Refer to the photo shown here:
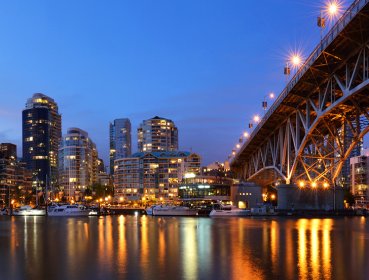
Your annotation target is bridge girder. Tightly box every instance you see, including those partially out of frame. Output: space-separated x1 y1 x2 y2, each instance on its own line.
231 0 369 187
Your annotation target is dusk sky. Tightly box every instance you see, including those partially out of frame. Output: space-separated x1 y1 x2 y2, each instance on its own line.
0 0 351 165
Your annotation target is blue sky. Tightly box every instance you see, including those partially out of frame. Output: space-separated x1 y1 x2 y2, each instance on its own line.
0 0 351 165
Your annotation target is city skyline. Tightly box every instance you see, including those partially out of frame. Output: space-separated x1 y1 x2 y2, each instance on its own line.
0 1 358 166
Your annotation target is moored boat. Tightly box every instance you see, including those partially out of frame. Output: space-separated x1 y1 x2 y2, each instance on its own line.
147 205 198 216
209 205 251 217
12 205 46 216
47 204 90 217
146 205 155 215
0 208 9 215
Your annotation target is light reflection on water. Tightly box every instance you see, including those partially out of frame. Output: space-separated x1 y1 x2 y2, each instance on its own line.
0 216 368 280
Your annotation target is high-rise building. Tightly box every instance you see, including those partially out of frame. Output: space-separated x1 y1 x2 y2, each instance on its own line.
114 151 201 201
109 118 131 174
0 143 17 159
0 143 17 205
350 154 369 203
137 116 178 152
341 125 362 188
58 128 99 200
0 143 32 206
22 93 61 189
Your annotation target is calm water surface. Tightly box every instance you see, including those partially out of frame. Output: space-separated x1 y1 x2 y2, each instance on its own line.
0 215 368 280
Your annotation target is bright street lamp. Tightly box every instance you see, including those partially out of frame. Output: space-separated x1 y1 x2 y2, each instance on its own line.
318 1 342 38
253 115 261 123
262 92 275 110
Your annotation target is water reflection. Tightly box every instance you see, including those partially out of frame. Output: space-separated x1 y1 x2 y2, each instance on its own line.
0 216 368 280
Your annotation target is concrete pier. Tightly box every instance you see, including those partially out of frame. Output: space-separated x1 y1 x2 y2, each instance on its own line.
277 184 344 210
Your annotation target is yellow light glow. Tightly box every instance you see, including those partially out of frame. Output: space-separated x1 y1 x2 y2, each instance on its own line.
271 194 276 200
236 144 240 149
243 132 249 138
299 181 305 188
184 172 196 179
325 1 343 20
323 182 329 189
311 182 317 188
232 151 236 156
292 55 301 66
328 3 337 14
253 115 261 123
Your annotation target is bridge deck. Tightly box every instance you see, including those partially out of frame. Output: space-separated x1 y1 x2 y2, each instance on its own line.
231 0 369 168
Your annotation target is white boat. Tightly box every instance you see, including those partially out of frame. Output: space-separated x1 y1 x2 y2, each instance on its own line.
147 205 198 216
209 205 251 217
0 208 9 215
145 206 154 215
47 204 90 217
12 205 46 216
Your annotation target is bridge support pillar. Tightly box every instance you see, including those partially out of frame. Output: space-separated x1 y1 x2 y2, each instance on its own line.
277 184 344 211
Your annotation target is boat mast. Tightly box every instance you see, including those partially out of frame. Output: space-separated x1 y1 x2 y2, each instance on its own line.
45 175 48 216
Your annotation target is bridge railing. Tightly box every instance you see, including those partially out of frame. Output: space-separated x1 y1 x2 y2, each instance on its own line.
232 0 369 164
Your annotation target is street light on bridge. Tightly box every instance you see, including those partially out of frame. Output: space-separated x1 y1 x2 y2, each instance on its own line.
284 52 303 80
253 114 261 123
262 92 275 111
318 1 343 38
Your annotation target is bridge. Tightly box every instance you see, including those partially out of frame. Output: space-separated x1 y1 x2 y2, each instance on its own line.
231 0 369 190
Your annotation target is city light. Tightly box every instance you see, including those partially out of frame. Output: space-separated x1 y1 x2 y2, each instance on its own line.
243 132 249 138
323 182 329 189
236 144 241 149
253 115 261 123
269 92 275 99
311 182 317 188
324 1 344 21
328 2 338 15
299 181 305 188
290 54 302 68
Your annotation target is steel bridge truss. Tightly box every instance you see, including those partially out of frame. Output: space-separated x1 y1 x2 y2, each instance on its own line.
242 41 369 187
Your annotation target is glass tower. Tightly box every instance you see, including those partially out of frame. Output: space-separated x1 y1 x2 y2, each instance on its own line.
22 93 61 189
109 118 131 174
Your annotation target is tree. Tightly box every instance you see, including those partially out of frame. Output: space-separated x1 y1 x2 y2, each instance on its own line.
90 183 114 199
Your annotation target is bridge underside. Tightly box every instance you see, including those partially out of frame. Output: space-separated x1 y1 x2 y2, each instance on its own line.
231 1 369 188
247 167 285 187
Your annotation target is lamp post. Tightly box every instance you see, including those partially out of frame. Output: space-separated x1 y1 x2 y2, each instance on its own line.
284 52 303 83
318 1 341 40
262 92 275 112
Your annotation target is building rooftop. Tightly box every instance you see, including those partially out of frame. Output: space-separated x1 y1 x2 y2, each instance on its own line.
150 116 174 122
131 151 192 158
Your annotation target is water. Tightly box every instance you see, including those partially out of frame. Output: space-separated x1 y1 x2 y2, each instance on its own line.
0 216 368 280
